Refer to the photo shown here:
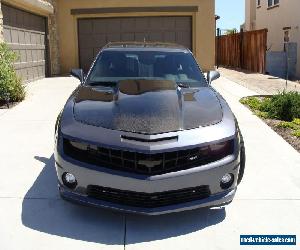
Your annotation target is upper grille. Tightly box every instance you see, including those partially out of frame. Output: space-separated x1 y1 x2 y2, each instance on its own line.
87 185 211 208
63 138 234 176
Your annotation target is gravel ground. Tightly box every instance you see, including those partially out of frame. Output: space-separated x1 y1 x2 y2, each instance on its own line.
263 119 300 153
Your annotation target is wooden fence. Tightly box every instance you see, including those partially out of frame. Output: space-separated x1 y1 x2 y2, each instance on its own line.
216 29 268 73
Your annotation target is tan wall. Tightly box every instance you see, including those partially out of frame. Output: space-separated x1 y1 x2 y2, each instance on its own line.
245 0 256 31
0 1 3 42
255 0 300 77
57 0 215 74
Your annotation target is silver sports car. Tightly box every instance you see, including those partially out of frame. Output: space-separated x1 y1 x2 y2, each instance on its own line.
54 42 245 215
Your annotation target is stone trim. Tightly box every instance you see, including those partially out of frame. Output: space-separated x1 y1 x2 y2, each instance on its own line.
0 1 3 42
47 0 60 75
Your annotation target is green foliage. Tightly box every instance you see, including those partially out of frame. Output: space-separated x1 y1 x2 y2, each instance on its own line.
254 110 269 119
265 91 300 121
276 121 299 130
240 97 262 111
0 43 25 102
292 130 300 138
225 28 238 35
240 92 300 122
293 118 300 126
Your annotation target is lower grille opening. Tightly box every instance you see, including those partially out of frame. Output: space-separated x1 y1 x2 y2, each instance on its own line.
87 185 211 208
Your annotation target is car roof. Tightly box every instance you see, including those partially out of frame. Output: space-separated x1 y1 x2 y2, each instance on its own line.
102 41 190 53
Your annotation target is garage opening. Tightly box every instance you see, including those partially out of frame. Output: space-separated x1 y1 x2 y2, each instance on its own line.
2 4 48 82
78 16 192 72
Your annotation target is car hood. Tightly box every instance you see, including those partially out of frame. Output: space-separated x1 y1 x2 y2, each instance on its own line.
73 80 223 134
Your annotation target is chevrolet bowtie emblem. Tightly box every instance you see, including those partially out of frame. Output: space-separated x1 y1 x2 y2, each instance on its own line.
138 160 162 168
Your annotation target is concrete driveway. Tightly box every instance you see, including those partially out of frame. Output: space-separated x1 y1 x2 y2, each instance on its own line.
0 77 299 250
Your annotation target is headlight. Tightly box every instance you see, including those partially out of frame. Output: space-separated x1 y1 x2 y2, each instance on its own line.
209 140 234 158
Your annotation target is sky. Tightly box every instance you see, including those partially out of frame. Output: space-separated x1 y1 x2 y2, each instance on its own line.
216 0 245 31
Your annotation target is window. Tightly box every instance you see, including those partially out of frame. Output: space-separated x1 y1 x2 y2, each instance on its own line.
268 0 279 7
87 50 207 88
268 0 272 7
257 0 261 6
284 30 290 43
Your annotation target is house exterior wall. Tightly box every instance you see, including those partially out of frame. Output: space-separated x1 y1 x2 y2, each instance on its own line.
56 0 215 74
2 0 54 16
245 0 256 31
246 0 300 78
0 0 61 75
0 1 3 42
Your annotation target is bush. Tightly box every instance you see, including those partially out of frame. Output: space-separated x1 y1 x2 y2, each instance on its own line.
293 118 300 126
276 121 299 130
292 130 300 138
240 92 300 122
265 91 300 121
240 96 262 110
0 43 25 102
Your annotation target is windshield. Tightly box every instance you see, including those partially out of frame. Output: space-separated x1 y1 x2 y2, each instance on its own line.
86 50 207 87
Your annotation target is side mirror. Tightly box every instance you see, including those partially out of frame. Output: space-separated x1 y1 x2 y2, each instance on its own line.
207 70 220 84
70 69 84 84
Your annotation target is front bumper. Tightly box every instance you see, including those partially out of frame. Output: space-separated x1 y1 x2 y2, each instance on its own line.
59 184 236 215
55 149 240 215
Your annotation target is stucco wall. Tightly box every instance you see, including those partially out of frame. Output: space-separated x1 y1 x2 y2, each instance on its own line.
0 1 3 42
56 0 215 74
255 0 300 78
245 0 256 31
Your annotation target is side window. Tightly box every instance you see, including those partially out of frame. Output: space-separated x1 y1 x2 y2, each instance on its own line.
284 30 290 43
268 0 273 7
268 0 279 7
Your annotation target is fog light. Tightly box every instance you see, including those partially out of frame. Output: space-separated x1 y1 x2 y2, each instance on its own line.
62 172 77 189
220 173 234 189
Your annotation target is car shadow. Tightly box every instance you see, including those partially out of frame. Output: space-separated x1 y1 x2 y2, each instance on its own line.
21 155 226 245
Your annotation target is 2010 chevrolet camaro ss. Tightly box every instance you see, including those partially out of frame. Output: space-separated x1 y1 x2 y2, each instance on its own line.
54 42 246 215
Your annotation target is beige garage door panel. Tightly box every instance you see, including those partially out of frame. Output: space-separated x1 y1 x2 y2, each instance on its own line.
2 4 47 82
78 16 192 72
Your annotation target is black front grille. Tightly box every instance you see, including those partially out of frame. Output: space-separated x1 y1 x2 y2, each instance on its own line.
87 185 211 208
63 138 234 175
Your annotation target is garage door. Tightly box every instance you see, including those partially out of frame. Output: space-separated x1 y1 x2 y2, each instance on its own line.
78 16 192 72
2 4 48 82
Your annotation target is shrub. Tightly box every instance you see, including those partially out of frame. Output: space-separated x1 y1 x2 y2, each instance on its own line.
241 92 300 122
276 121 299 130
293 118 300 126
240 97 262 111
292 130 300 138
0 43 25 102
265 91 300 121
259 98 272 112
254 110 269 119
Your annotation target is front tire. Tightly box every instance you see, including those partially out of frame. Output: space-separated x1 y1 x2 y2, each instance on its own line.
237 144 246 185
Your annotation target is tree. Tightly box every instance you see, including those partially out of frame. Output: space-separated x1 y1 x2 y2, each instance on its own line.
225 28 238 35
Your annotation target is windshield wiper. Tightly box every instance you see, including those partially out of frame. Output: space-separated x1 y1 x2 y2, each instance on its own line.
87 81 117 87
